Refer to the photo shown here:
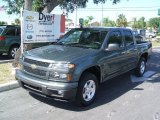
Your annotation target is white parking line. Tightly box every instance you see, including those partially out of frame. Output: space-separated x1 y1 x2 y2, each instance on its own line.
153 49 160 53
131 71 156 83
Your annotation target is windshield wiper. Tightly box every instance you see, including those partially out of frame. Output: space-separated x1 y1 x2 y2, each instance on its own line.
55 41 65 45
69 44 90 49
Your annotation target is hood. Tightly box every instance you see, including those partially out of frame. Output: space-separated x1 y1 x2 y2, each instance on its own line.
24 45 97 63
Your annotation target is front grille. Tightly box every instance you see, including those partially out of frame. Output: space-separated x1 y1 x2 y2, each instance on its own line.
23 66 46 77
24 58 50 67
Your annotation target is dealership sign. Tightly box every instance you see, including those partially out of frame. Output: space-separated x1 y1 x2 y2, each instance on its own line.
22 10 65 43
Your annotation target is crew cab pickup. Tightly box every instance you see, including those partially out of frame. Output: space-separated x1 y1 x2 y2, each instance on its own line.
16 28 152 106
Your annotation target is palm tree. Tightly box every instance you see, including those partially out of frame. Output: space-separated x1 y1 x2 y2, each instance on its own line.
87 16 94 26
139 17 146 29
103 17 116 27
102 18 109 26
15 18 20 25
116 14 128 27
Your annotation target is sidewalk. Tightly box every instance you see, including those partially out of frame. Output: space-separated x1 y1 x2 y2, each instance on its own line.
0 67 19 92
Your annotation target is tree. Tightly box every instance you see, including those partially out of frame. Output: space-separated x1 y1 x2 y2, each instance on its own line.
132 17 138 29
131 17 146 29
102 17 116 27
66 18 72 22
116 14 128 27
83 16 94 27
3 0 121 14
0 21 7 25
139 17 146 29
87 16 94 24
83 19 89 27
15 18 20 25
148 17 160 29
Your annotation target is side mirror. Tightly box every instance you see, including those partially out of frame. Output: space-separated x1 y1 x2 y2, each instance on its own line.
106 43 120 51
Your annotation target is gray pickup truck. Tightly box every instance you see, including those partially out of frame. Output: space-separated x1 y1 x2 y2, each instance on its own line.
16 27 152 106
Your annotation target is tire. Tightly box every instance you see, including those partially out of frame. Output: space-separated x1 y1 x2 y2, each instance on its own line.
0 53 2 56
134 57 146 77
8 46 19 59
75 72 98 106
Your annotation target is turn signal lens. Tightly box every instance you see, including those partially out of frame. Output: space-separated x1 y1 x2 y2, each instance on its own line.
67 74 72 81
0 36 5 41
68 64 75 69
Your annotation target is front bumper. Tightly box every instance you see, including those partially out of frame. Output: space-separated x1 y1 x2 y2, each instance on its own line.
16 70 78 100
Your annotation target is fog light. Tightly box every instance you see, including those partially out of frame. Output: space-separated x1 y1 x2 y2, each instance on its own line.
58 90 63 95
60 74 67 79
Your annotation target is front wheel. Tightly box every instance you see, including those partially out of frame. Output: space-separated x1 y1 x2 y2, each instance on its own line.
75 72 98 106
134 58 146 77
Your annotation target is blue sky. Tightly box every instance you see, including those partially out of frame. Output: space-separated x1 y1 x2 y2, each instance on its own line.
0 0 160 24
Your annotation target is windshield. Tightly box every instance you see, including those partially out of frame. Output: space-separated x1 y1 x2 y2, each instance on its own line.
58 29 108 49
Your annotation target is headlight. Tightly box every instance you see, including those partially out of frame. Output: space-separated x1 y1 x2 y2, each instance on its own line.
49 72 71 81
49 63 74 81
51 63 74 70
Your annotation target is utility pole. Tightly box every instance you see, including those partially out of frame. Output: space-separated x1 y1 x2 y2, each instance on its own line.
101 3 103 27
75 6 77 28
158 9 160 32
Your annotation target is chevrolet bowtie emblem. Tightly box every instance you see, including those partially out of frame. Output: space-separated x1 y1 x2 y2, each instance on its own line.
31 64 37 69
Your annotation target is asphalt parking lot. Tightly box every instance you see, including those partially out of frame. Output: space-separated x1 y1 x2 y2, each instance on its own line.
0 48 160 120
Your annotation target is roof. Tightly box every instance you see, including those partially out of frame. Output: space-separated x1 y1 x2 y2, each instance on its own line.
72 27 131 31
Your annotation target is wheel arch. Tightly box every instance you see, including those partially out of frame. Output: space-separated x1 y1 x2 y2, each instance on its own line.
9 43 20 51
79 66 101 85
140 52 148 62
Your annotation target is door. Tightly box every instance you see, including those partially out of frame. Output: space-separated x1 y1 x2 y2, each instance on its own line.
102 30 127 81
123 30 138 71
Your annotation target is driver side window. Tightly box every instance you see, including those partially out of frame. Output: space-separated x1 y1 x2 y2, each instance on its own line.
107 31 124 48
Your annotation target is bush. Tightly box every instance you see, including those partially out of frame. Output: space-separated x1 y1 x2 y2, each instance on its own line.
157 33 160 36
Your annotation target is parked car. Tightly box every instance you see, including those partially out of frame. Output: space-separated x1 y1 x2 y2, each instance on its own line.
146 31 156 38
16 27 152 106
0 25 21 58
0 25 52 58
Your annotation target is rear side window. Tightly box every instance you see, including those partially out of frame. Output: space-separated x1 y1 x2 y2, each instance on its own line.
124 30 134 46
101 31 107 42
108 31 124 48
5 28 16 36
16 28 21 36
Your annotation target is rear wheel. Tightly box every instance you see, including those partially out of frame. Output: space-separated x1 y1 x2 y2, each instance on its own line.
75 72 98 106
8 46 19 59
135 57 146 77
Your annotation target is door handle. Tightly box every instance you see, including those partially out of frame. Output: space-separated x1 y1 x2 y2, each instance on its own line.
121 51 126 54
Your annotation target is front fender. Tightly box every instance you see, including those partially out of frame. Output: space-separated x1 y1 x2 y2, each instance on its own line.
71 57 102 82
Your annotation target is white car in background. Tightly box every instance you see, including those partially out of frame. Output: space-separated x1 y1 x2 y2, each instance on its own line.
146 31 156 38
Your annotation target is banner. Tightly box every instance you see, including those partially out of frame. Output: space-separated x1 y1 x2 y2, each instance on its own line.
22 10 65 43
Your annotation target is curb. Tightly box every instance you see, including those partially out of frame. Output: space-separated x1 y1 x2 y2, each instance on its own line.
0 60 13 64
0 81 19 92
